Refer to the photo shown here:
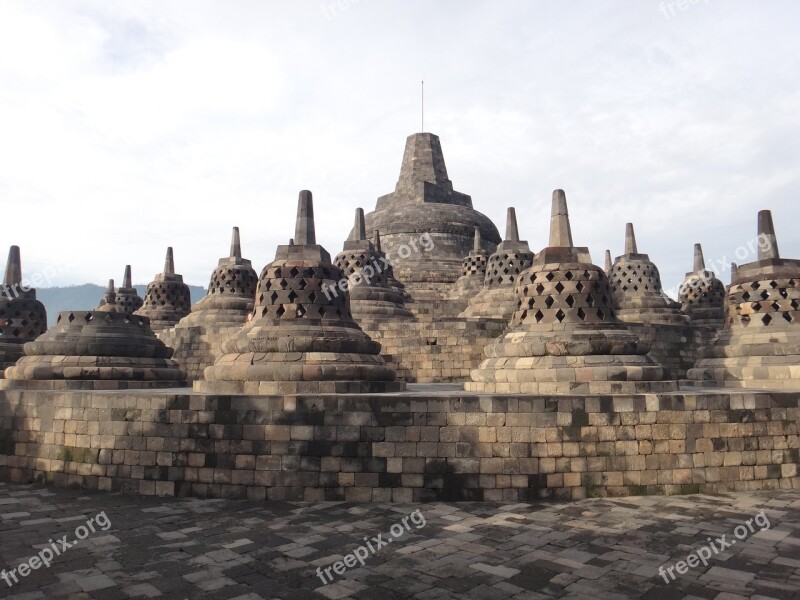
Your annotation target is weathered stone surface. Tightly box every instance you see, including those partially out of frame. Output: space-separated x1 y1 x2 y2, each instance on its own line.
467 190 670 394
0 246 47 376
114 265 143 316
134 247 191 332
679 243 725 327
2 283 185 389
689 209 800 389
198 191 403 394
357 133 500 291
460 207 534 321
333 209 413 323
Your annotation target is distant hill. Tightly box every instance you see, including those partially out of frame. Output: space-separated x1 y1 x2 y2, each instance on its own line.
35 284 207 327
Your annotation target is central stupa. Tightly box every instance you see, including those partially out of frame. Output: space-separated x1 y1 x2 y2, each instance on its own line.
357 133 501 291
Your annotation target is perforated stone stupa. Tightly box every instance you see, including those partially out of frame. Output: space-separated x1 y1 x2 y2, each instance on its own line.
114 265 143 316
159 228 258 382
2 281 185 390
466 190 671 394
460 207 533 321
359 133 500 291
197 190 403 394
333 208 413 323
0 246 47 375
135 247 191 332
678 244 725 327
450 227 489 300
609 223 689 325
688 210 800 389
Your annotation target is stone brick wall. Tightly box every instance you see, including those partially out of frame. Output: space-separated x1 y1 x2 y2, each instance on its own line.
1 389 797 502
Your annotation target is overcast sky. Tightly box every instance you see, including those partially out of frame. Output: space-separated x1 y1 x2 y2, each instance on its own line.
1 0 798 298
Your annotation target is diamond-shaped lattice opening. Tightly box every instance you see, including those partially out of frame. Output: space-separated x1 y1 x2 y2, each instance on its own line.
298 279 307 290
633 285 639 291
527 298 535 309
288 291 298 302
296 306 305 318
276 305 285 317
12 328 20 336
770 280 778 288
742 291 750 300
751 282 760 290
586 294 594 307
565 271 574 280
520 310 528 321
270 291 279 303
761 290 770 300
622 285 628 292
317 306 326 316
780 289 788 298
545 296 555 309
565 295 575 307
308 292 317 303
752 302 762 312
783 312 792 323
577 307 586 321
762 314 772 325
789 279 796 286
597 309 605 320
546 272 554 282
771 302 781 311
792 300 799 310
555 309 565 322
575 282 584 292
68 313 75 323
536 283 545 294
84 313 93 323
555 282 564 293
535 310 544 323
279 279 288 290
290 267 299 277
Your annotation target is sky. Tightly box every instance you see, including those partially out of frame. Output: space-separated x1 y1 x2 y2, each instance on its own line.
1 0 799 299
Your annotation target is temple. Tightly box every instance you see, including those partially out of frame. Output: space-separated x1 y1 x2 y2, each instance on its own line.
1 130 799 503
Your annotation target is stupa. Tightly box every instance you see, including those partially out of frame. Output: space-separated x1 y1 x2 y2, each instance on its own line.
678 244 725 327
358 133 500 292
197 190 403 394
135 247 191 332
466 190 671 394
450 227 489 299
333 209 413 322
459 207 533 321
179 227 257 326
0 246 47 375
688 210 800 389
608 223 689 325
114 265 143 316
2 280 185 389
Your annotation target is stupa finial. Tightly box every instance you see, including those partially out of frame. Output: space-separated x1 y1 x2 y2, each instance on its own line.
505 208 519 242
353 208 366 241
604 249 612 273
757 210 780 260
374 229 382 253
693 243 706 272
3 245 22 286
625 223 638 254
473 227 481 252
230 227 242 260
295 190 316 245
549 189 573 247
122 265 133 288
164 247 175 276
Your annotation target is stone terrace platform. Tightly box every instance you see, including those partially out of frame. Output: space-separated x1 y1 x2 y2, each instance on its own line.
0 483 798 599
1 385 798 502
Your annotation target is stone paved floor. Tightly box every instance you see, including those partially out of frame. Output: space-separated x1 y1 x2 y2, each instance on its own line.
0 483 798 600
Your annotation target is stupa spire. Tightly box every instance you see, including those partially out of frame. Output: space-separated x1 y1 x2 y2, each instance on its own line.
353 208 367 241
604 249 612 273
230 227 242 260
122 265 133 288
164 247 175 276
294 190 316 245
4 245 22 286
549 189 573 247
757 210 780 260
505 208 519 242
625 223 638 254
374 229 382 253
693 244 706 272
473 227 481 252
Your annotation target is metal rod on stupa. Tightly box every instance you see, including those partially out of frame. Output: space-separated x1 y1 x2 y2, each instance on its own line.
294 190 316 245
549 189 573 247
625 223 638 254
757 210 780 260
